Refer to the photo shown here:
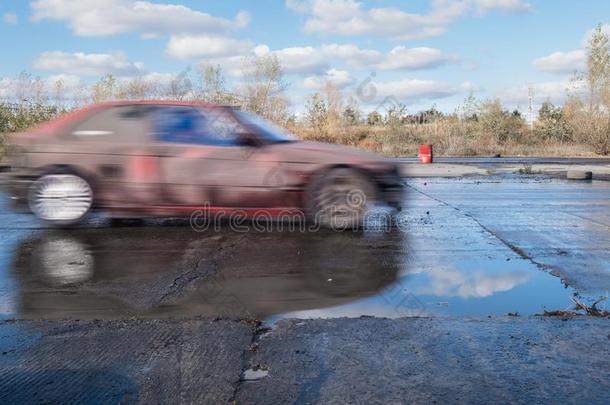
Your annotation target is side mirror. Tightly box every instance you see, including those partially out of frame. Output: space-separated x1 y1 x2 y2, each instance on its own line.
237 135 259 147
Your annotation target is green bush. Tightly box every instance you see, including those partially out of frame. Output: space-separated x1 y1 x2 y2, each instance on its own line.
477 100 526 143
0 103 65 133
534 101 572 142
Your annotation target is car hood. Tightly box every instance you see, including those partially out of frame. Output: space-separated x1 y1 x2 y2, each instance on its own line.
272 140 392 167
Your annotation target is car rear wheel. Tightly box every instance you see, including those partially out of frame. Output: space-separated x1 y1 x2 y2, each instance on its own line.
307 167 376 229
28 173 93 226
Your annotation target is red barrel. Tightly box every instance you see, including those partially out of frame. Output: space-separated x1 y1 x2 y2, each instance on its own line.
418 144 433 164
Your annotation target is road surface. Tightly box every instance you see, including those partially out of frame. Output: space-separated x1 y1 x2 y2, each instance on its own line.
0 175 609 403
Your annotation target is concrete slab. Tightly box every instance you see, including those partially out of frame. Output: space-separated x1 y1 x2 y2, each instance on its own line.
408 178 610 295
238 317 610 404
0 319 253 403
398 159 610 178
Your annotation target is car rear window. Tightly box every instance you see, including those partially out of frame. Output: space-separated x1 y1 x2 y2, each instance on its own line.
68 106 151 143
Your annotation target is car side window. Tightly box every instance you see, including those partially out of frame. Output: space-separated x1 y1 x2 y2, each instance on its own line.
204 108 248 144
69 106 150 143
153 106 245 146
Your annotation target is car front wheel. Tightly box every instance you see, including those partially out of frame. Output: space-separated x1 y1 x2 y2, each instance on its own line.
28 173 93 226
307 167 376 229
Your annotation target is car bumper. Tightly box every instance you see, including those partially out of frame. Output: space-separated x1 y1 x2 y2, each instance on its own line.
376 167 405 210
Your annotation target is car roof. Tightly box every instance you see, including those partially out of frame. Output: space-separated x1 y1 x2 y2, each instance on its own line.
94 100 220 108
32 100 229 135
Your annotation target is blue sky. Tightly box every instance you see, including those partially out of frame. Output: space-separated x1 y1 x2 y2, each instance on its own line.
0 0 608 114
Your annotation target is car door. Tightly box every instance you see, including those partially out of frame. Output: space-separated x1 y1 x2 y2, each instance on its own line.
153 105 284 208
58 104 162 208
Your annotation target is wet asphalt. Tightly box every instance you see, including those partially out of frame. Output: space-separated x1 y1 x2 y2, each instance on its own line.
0 174 609 403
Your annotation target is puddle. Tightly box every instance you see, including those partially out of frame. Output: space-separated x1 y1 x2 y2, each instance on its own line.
269 257 576 322
241 368 269 382
1 176 608 321
0 224 588 321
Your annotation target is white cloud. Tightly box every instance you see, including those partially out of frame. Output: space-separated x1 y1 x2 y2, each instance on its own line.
34 51 145 76
318 44 381 68
532 23 609 75
166 36 253 59
207 45 328 76
47 74 81 88
0 74 84 102
303 68 354 89
139 72 175 86
296 0 461 39
269 46 330 75
45 74 83 99
31 0 250 37
209 44 332 76
532 50 586 74
415 267 530 298
372 79 473 102
473 0 531 14
2 12 18 25
286 0 531 39
285 0 310 13
199 55 248 77
317 44 453 70
319 44 453 70
0 78 12 99
378 47 455 70
497 80 586 107
202 43 453 77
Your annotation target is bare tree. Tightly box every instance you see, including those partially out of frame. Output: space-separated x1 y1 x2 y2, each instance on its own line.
343 95 361 126
241 54 289 123
196 64 222 102
305 92 327 133
13 71 33 105
586 24 610 111
458 92 479 121
192 64 239 104
31 76 47 105
567 24 610 154
73 83 91 107
53 78 65 107
165 69 193 101
324 81 342 129
91 74 117 103
116 77 155 100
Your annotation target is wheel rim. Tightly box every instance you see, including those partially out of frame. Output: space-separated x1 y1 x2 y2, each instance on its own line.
30 175 93 222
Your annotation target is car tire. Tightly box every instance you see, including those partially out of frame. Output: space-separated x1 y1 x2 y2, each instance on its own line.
307 167 376 229
28 171 93 226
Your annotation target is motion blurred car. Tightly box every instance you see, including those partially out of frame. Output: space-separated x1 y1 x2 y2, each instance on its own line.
4 101 403 226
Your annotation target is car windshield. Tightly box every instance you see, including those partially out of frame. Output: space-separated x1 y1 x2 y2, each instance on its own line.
234 110 295 143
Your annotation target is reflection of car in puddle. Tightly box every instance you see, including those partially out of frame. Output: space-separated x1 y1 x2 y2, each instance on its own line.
30 238 94 286
11 227 405 319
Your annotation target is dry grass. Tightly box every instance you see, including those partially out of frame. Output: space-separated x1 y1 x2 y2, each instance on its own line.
0 133 8 162
0 103 606 159
290 121 605 157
